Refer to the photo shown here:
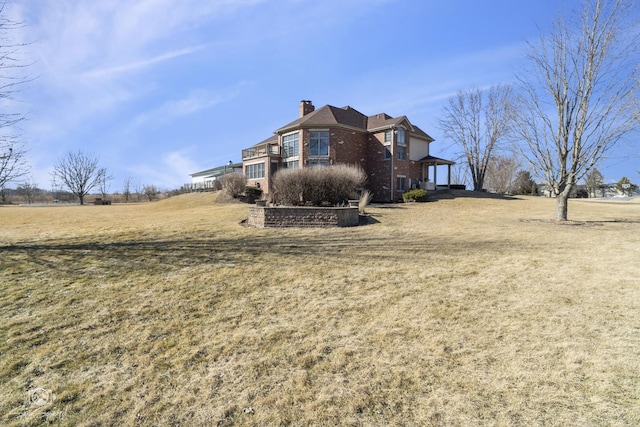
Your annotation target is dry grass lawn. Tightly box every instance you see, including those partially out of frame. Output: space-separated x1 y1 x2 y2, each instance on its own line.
1 192 639 426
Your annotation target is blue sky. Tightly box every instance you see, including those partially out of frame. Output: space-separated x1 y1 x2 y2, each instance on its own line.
9 0 639 190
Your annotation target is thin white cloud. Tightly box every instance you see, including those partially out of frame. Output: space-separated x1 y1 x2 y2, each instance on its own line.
82 45 207 79
130 82 250 129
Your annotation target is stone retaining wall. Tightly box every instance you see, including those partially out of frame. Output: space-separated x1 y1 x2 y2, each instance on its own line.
247 206 359 228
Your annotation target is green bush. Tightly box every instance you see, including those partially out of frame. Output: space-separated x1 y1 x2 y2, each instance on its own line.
402 188 427 202
244 186 263 199
273 164 366 206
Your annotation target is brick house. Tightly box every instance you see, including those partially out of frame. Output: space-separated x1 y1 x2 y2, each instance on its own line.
241 101 454 202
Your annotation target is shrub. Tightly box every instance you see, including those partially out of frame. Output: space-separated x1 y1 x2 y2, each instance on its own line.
220 173 247 198
402 188 427 202
273 164 366 206
358 189 373 214
244 186 263 200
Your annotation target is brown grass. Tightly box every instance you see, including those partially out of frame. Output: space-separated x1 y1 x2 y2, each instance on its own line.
1 192 639 426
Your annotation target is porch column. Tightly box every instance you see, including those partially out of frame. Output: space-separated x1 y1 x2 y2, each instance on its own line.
433 163 437 188
447 164 451 189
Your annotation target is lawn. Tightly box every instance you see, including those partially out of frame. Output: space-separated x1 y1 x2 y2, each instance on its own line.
1 192 639 426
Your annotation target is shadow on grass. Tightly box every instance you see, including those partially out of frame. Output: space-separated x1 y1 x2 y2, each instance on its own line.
429 189 523 201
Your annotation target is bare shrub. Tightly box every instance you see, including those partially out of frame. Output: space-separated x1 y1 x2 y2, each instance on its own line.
273 164 366 206
219 173 246 198
358 189 373 214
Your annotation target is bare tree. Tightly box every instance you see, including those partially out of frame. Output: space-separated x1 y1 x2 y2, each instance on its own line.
52 150 106 205
0 5 33 190
439 85 515 191
97 167 113 200
17 176 38 204
143 184 158 201
0 139 27 191
134 179 144 202
514 0 640 220
584 168 605 197
122 176 132 202
484 154 521 194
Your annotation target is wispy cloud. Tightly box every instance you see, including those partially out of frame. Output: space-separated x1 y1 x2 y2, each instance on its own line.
82 45 207 79
130 82 250 129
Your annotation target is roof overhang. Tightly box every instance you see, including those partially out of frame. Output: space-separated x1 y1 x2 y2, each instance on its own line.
418 155 455 165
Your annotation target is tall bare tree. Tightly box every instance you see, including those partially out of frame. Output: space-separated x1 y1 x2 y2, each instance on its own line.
439 85 515 191
52 150 106 205
514 0 640 220
0 4 33 190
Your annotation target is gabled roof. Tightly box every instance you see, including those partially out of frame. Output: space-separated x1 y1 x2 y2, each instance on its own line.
274 104 434 142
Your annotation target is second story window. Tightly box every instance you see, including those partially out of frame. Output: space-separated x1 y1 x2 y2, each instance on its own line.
283 133 299 158
384 129 392 159
397 127 406 145
384 129 392 143
309 131 329 157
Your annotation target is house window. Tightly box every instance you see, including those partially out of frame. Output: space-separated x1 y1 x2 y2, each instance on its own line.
309 131 329 157
246 163 265 180
397 127 406 145
283 160 299 169
309 159 329 168
384 129 392 159
384 129 392 143
397 145 406 160
283 133 299 158
397 176 406 192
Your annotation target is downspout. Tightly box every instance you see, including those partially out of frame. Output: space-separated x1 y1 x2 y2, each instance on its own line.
390 127 395 202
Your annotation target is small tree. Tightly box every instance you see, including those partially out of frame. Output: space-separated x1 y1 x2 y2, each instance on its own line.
585 169 605 198
484 154 520 194
17 178 38 204
143 184 158 201
97 168 113 200
123 176 132 202
52 150 106 205
512 170 537 195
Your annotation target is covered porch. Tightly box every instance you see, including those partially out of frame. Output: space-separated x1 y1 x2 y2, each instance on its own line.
417 155 455 191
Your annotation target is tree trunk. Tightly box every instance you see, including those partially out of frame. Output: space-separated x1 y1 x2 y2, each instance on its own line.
555 193 569 221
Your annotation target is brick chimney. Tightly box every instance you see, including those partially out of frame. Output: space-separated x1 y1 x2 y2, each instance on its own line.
299 100 315 117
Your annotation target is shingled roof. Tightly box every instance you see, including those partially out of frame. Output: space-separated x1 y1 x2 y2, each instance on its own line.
274 104 434 142
275 105 369 133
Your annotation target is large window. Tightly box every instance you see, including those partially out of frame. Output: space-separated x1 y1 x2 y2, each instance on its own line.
283 160 299 169
246 163 265 180
283 133 299 158
397 127 406 145
309 131 329 157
